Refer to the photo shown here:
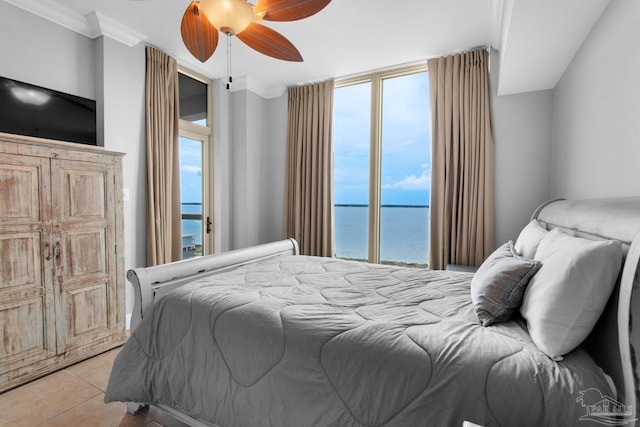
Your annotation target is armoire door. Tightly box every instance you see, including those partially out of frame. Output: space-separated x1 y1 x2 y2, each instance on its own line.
0 152 57 373
50 158 120 355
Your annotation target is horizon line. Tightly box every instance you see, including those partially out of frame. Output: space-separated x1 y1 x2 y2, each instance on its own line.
335 204 429 208
182 202 431 208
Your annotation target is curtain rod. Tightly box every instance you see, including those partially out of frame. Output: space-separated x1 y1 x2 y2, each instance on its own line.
444 45 492 57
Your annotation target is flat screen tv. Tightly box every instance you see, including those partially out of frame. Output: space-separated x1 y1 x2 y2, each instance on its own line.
0 76 97 146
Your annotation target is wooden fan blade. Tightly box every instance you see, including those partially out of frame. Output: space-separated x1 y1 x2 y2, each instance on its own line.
254 0 332 22
236 22 303 62
180 1 219 62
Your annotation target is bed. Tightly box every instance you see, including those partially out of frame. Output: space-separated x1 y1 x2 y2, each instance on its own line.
105 197 640 426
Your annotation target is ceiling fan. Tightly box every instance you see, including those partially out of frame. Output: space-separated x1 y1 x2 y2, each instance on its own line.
180 0 332 63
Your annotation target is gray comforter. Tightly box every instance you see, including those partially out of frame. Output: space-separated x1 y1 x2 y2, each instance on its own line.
105 256 613 426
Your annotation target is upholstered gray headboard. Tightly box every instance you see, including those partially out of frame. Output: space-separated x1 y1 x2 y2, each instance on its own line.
533 197 640 420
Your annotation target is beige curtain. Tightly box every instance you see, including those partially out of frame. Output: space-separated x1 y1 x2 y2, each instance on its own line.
427 49 495 270
145 46 181 266
283 80 335 257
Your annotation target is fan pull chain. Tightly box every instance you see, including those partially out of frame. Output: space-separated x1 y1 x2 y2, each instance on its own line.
226 35 232 90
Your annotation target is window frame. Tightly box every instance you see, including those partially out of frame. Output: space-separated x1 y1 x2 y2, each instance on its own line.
335 63 429 264
177 66 214 257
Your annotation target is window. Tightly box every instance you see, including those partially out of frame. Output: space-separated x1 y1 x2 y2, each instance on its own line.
334 65 430 266
178 68 213 259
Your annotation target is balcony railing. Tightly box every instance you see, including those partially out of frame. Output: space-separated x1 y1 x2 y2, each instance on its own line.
181 203 202 259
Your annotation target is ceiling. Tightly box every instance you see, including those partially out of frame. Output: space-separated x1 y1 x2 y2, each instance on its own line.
4 0 611 98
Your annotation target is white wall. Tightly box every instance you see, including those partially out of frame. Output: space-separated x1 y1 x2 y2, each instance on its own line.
261 93 288 243
490 49 553 245
227 88 287 249
231 89 253 249
0 2 95 99
551 0 640 199
213 79 233 253
96 36 146 316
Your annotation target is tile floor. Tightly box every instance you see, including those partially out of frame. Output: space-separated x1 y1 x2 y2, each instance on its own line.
0 347 190 427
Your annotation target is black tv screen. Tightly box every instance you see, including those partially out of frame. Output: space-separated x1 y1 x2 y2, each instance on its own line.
0 76 97 146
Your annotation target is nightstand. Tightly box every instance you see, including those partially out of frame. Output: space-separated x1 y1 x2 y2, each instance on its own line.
446 264 479 273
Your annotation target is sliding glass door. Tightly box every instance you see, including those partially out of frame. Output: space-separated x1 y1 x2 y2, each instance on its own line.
334 65 430 266
179 135 206 258
379 71 430 266
178 68 213 259
333 82 371 261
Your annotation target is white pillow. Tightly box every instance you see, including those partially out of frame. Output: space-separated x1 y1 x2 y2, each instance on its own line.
520 228 623 359
514 220 548 259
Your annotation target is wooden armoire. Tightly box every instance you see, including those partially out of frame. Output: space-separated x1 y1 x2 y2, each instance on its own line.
0 132 126 392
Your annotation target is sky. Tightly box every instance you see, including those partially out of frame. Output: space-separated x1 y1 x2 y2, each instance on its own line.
179 137 203 209
333 71 431 206
179 70 431 210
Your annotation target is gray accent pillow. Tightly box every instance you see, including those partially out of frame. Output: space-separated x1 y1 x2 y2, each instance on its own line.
471 241 542 326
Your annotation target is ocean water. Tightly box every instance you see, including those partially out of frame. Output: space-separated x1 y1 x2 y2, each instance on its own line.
335 205 429 265
181 204 430 265
182 204 203 245
182 219 202 244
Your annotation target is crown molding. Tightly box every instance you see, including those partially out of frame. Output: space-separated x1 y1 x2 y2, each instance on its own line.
5 0 92 37
5 0 145 46
86 11 146 47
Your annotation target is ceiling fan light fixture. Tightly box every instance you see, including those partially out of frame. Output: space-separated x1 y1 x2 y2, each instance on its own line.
181 0 332 63
200 0 254 36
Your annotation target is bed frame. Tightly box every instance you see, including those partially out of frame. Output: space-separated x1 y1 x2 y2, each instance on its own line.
125 198 640 426
532 197 640 420
125 238 300 426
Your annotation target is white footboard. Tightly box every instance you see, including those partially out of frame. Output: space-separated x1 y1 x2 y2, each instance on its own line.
127 239 300 331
